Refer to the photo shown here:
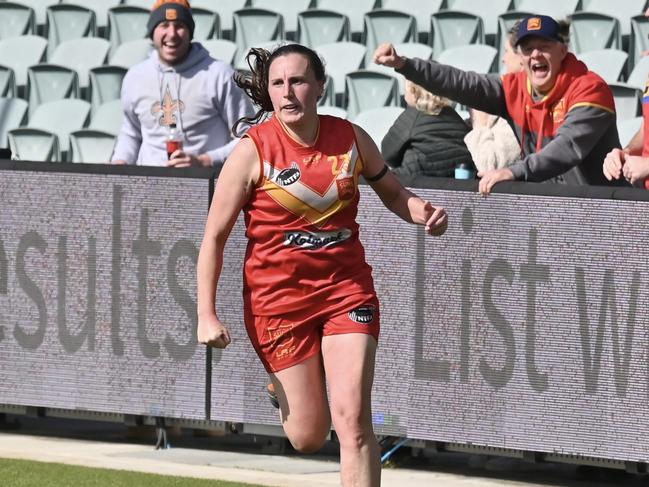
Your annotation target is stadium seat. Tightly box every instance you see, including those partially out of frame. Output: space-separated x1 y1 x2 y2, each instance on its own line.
27 98 90 155
352 106 404 148
235 40 294 70
249 0 312 35
430 11 485 58
0 2 36 40
8 127 61 162
45 4 97 60
61 0 117 33
232 9 285 68
496 11 532 74
449 0 511 38
0 35 48 89
317 105 348 118
569 12 621 54
0 97 28 147
192 7 221 40
513 0 580 22
120 0 152 8
316 41 366 96
578 0 646 37
296 9 351 49
49 37 110 89
366 42 433 94
617 116 643 147
26 64 79 117
318 75 335 106
106 5 149 57
68 129 116 163
577 49 627 83
191 0 248 36
0 66 16 98
316 0 378 36
17 0 60 31
626 55 649 89
380 0 443 44
629 15 649 71
437 44 498 74
344 70 400 120
88 66 127 114
202 39 238 65
88 99 123 135
609 83 642 120
108 38 152 68
362 10 417 66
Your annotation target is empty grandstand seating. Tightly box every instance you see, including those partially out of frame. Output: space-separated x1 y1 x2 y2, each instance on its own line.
569 12 622 54
380 0 443 44
0 2 36 40
609 83 642 121
578 49 628 83
68 129 116 163
107 5 149 56
192 7 221 40
430 11 485 58
3 0 649 164
0 66 17 98
296 9 350 49
629 14 649 70
344 70 400 120
0 34 47 89
232 8 285 69
352 106 404 148
45 4 97 59
49 37 110 90
108 38 152 68
202 39 238 65
0 97 28 147
8 127 61 162
618 116 643 147
87 66 127 114
316 41 366 96
362 10 417 66
437 44 498 74
26 64 79 116
250 0 312 35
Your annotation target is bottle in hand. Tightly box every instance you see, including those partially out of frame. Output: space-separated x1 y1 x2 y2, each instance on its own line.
166 123 183 159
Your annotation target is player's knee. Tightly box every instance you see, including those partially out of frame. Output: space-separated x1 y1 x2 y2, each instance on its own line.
331 410 373 451
287 425 329 454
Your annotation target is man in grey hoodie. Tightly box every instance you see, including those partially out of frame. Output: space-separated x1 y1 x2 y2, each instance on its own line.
111 0 253 167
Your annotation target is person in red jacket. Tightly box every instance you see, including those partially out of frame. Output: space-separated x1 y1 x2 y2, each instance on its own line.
196 44 448 487
374 15 620 194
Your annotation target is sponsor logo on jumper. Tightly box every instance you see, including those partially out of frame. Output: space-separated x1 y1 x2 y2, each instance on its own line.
284 229 352 249
275 162 301 186
349 305 375 324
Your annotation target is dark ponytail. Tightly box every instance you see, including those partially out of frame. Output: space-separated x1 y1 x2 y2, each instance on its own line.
232 43 326 137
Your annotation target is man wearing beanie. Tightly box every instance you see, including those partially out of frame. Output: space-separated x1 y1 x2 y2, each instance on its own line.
374 15 623 193
112 0 253 167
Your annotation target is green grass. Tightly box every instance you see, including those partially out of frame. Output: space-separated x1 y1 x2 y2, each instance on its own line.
0 458 263 487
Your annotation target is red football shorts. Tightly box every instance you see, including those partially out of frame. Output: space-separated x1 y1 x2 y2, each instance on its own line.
244 295 380 373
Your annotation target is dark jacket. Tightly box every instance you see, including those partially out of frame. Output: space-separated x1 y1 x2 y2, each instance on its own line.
381 106 474 177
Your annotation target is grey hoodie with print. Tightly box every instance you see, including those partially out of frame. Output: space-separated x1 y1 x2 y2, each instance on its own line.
112 42 253 166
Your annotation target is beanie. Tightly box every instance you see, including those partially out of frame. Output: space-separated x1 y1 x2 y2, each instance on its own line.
147 0 195 39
